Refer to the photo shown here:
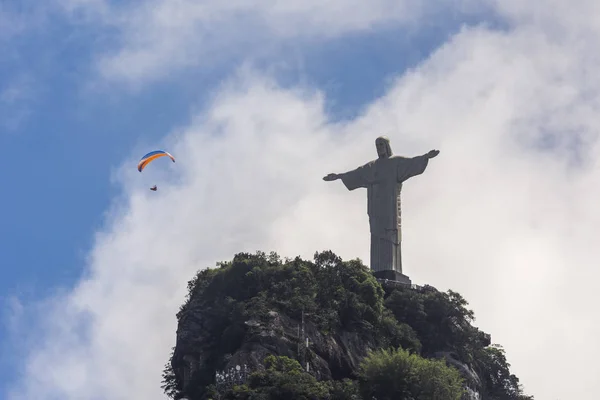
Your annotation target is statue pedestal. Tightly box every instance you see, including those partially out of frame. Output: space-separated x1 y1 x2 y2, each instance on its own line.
373 270 412 285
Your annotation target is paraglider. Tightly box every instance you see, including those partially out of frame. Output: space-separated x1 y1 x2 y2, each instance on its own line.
137 150 175 192
137 150 175 172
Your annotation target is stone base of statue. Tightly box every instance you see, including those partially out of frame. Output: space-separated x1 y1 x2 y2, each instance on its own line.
373 270 412 285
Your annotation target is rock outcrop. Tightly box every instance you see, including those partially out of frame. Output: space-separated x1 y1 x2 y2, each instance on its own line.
164 251 532 400
173 306 488 400
173 309 377 390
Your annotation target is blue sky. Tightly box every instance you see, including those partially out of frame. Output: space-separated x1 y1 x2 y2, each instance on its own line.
2 1 600 400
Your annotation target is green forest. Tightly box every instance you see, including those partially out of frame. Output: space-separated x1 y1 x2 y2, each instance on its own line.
162 251 533 400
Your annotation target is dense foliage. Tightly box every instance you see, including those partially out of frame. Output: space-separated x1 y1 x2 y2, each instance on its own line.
218 355 358 400
356 348 464 400
162 250 533 400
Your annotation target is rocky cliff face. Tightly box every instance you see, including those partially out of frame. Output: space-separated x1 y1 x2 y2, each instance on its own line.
164 251 530 400
172 292 484 400
173 309 377 392
433 351 482 399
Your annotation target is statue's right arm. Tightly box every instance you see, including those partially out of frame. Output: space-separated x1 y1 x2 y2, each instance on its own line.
323 173 340 181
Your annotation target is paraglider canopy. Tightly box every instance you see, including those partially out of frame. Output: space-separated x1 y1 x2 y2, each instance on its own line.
137 150 175 172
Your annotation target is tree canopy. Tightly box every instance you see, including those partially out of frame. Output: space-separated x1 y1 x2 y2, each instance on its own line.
163 250 533 400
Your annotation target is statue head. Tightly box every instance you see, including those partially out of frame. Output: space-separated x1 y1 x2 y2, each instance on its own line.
375 136 392 158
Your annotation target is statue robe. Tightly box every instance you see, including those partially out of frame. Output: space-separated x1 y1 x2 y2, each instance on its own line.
339 154 429 274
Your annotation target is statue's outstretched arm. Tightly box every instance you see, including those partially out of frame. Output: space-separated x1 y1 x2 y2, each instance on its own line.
323 173 340 181
425 149 440 159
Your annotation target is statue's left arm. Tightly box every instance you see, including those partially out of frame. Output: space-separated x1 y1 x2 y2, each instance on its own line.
396 149 439 182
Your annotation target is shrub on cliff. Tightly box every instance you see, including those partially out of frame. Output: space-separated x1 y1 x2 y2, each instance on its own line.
215 350 465 400
356 347 464 400
220 355 345 399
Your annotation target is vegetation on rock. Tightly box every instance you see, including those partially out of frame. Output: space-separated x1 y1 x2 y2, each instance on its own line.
162 250 533 400
356 347 464 400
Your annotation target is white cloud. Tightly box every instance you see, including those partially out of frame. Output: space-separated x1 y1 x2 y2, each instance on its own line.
6 2 600 400
57 0 485 87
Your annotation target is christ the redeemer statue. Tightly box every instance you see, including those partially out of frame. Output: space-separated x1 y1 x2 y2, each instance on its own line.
323 136 439 283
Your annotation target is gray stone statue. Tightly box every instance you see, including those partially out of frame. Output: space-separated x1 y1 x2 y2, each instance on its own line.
323 136 439 283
